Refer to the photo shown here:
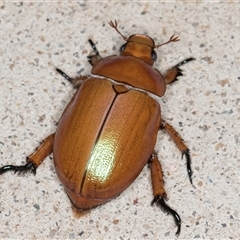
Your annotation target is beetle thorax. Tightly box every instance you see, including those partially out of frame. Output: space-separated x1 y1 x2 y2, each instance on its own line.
121 34 155 65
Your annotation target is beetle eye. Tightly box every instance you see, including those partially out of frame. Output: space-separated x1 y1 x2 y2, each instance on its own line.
119 43 127 52
151 49 157 61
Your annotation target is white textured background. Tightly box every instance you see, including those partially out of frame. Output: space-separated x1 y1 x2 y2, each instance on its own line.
0 1 240 239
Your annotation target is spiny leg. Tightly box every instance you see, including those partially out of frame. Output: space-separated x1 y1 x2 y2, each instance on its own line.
87 39 102 66
161 120 193 184
0 133 55 175
0 162 37 175
149 151 181 236
164 58 195 84
56 39 100 87
56 68 88 89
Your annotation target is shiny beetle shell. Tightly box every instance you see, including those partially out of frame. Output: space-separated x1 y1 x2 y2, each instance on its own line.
54 77 161 209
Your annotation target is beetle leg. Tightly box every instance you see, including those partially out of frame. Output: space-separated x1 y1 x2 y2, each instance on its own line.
57 39 102 87
56 68 88 89
164 57 195 84
0 133 55 175
160 120 193 184
87 39 102 66
149 151 181 236
0 162 37 175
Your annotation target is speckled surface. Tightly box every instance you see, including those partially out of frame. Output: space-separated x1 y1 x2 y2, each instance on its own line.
0 2 240 239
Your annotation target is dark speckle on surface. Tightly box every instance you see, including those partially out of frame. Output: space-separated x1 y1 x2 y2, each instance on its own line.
33 204 40 211
78 231 84 236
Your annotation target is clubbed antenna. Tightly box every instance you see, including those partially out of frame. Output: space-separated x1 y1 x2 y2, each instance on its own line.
154 34 180 48
109 20 128 41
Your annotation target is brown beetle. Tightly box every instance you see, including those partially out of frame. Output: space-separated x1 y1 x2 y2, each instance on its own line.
0 20 194 236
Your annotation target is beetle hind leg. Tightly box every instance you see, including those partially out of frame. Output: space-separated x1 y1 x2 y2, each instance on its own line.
0 133 54 176
161 120 193 184
149 151 181 236
0 161 36 175
151 196 181 236
164 57 195 84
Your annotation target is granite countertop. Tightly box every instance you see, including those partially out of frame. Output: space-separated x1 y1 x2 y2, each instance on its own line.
0 2 239 239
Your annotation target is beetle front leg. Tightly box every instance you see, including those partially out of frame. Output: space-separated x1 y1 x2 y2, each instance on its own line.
0 133 55 175
56 68 88 89
161 120 193 184
56 39 102 88
87 39 102 66
164 58 195 84
149 151 181 236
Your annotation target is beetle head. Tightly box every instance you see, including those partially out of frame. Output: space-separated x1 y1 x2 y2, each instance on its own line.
109 20 180 66
119 34 157 66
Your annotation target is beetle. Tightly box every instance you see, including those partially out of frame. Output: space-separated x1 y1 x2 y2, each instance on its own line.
0 20 194 236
